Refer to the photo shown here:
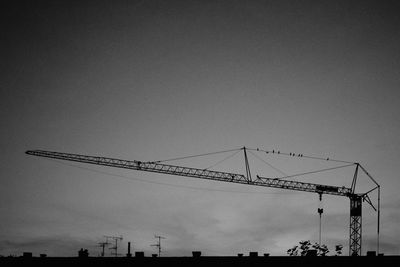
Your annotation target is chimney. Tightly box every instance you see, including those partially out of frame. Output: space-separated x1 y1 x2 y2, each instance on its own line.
249 252 258 257
126 242 132 257
367 251 376 257
23 252 32 258
135 252 144 258
192 251 201 258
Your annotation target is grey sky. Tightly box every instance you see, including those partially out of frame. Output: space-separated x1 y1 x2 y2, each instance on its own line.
1 0 400 256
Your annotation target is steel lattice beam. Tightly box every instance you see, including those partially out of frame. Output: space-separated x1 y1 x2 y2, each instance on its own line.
26 150 353 197
349 196 362 256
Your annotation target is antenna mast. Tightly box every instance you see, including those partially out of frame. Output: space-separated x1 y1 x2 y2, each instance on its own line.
151 235 166 257
104 235 123 257
98 236 110 257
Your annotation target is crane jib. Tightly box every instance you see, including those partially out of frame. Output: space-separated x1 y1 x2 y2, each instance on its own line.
25 150 352 197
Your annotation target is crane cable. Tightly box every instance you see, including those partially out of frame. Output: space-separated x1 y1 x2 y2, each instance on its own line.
39 157 295 195
151 147 355 182
249 147 356 164
247 150 288 176
152 147 243 163
203 149 243 170
274 163 356 180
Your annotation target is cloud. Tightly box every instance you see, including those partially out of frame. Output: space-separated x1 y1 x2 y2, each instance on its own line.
0 235 96 257
130 193 332 256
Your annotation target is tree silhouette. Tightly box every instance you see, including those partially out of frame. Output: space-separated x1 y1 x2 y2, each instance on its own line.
287 240 342 256
312 243 329 256
335 245 343 256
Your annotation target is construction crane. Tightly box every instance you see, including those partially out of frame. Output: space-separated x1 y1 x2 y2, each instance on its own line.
25 147 380 256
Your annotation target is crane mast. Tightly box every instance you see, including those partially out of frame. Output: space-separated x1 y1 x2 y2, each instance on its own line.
25 148 379 256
